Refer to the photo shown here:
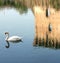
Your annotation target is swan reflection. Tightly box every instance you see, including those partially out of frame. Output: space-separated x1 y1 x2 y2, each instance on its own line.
5 40 22 48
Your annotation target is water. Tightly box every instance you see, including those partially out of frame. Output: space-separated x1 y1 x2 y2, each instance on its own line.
0 8 35 63
0 0 60 63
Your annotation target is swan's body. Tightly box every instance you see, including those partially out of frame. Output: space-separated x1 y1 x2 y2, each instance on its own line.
5 36 22 42
5 32 22 42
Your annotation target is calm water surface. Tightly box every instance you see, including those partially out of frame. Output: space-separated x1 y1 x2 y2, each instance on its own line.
0 8 60 63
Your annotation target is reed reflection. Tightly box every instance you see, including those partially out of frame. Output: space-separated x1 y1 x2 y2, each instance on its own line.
33 33 60 49
32 0 60 49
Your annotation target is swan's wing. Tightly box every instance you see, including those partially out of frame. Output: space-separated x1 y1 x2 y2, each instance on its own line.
10 36 22 39
8 36 22 42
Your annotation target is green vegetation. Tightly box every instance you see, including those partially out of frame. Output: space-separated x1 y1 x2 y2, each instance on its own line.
0 0 28 14
0 0 60 13
38 0 60 10
50 0 60 10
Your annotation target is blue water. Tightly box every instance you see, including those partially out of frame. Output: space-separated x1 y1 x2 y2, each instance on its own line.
0 8 60 63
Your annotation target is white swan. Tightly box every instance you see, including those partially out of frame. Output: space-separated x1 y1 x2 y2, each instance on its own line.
5 32 22 42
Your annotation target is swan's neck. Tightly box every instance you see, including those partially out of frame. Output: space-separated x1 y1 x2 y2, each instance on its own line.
5 34 9 41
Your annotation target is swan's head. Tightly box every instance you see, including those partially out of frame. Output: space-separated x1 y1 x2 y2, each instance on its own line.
5 32 9 35
5 32 9 41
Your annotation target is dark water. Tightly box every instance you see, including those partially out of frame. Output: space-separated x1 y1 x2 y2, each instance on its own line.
0 0 60 63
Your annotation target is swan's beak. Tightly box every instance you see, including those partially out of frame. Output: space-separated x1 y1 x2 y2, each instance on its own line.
5 33 6 35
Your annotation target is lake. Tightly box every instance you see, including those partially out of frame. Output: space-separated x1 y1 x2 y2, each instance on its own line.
0 0 60 63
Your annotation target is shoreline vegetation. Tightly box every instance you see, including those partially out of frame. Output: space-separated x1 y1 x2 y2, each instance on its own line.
33 0 60 49
0 0 60 14
0 0 28 14
0 0 60 11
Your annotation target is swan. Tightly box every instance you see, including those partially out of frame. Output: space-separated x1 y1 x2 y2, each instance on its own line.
5 32 22 42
